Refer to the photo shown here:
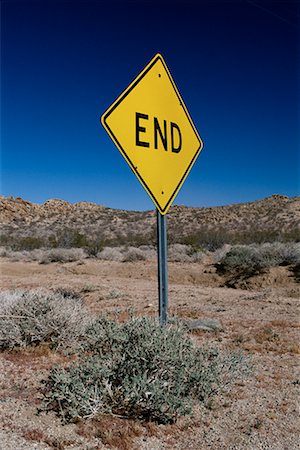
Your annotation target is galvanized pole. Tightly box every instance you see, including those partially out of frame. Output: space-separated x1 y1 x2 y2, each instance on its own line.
157 209 168 325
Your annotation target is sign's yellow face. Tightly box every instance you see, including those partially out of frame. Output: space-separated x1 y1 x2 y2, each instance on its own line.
101 54 203 215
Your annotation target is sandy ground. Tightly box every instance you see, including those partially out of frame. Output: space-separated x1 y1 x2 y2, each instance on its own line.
0 257 299 450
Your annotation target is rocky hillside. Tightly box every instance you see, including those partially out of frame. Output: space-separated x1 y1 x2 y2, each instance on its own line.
0 194 299 248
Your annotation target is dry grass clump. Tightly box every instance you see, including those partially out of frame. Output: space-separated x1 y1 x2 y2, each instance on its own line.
97 245 154 262
0 247 88 263
42 316 249 424
96 246 124 261
258 242 300 266
0 249 40 262
212 244 232 263
76 415 146 450
0 246 8 257
38 248 87 264
138 245 156 255
168 244 204 263
122 247 147 262
0 289 92 350
216 242 300 279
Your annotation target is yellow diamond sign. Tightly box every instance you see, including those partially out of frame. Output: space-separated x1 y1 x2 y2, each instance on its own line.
101 53 203 215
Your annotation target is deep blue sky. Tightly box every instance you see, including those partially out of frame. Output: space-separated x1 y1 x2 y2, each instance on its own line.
1 0 299 210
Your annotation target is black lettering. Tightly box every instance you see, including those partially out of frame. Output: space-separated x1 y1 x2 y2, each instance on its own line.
170 122 182 153
154 117 168 151
136 113 149 147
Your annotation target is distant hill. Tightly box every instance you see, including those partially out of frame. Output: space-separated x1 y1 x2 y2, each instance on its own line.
0 194 299 249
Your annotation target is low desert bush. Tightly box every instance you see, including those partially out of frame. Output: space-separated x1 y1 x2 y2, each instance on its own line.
138 245 156 259
217 242 300 278
180 230 228 251
179 227 300 251
0 249 37 262
96 246 124 261
0 289 92 350
49 228 89 249
97 246 151 262
0 246 8 257
42 316 248 424
168 244 204 263
38 248 87 264
84 239 104 257
217 245 270 278
10 236 45 251
0 248 87 263
122 247 146 262
168 244 192 263
212 244 232 263
257 242 300 267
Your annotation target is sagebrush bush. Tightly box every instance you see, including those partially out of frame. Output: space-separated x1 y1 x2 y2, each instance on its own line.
257 242 299 267
167 244 204 263
168 244 192 262
96 246 123 261
0 289 92 350
138 245 157 260
97 246 151 262
43 316 248 424
0 249 36 262
217 242 300 278
38 248 87 263
217 245 268 277
212 244 232 263
0 248 88 263
180 227 300 250
0 246 7 257
122 247 146 262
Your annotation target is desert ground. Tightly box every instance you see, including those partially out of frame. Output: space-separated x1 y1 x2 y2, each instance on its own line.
0 255 299 450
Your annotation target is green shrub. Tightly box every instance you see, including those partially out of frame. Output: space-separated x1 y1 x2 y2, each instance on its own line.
85 239 104 257
42 317 248 424
259 242 300 267
81 316 127 355
217 245 267 277
179 228 300 251
0 289 91 350
54 229 89 248
1 235 46 251
217 243 300 279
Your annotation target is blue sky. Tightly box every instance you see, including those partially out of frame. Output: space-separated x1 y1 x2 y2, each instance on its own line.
1 0 299 211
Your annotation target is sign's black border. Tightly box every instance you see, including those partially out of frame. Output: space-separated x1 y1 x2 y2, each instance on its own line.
101 54 203 214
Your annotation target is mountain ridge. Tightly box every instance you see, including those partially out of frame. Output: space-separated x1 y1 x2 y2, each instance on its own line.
1 194 299 246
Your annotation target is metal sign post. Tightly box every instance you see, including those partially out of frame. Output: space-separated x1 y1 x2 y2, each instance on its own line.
157 209 168 325
101 54 203 325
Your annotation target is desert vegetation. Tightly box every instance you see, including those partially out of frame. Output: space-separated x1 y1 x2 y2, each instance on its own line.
216 242 300 284
43 315 247 425
0 289 248 427
0 289 91 351
1 241 299 287
1 195 299 252
0 194 299 449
